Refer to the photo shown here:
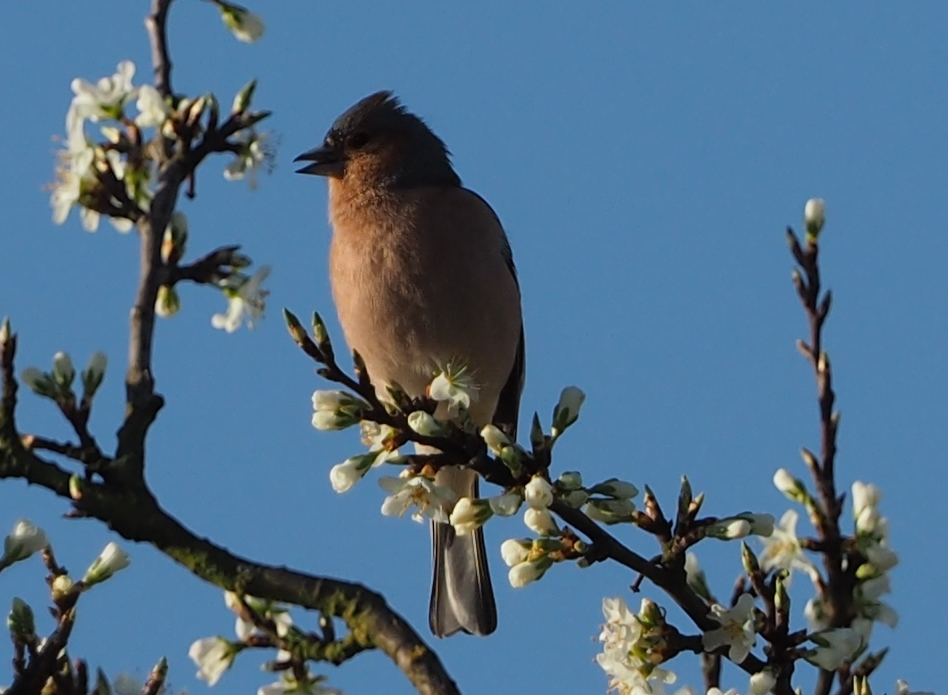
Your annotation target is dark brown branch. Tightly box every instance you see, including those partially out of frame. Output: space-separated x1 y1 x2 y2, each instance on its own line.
788 228 853 695
146 0 175 97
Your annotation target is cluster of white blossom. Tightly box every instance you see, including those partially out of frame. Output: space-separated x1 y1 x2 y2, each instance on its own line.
188 590 340 695
770 469 899 667
52 53 272 332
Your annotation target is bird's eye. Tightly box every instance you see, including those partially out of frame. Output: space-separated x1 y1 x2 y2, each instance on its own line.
347 132 371 150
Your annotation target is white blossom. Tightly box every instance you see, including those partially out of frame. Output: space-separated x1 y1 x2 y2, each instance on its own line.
702 593 757 664
134 84 170 128
224 130 269 188
188 636 233 686
805 627 864 671
429 366 478 413
258 675 340 695
224 591 292 641
68 60 137 128
759 510 819 583
212 266 270 332
596 596 678 693
379 474 456 523
895 680 935 695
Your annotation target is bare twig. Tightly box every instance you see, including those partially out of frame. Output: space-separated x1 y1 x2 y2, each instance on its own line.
146 0 175 97
787 228 855 695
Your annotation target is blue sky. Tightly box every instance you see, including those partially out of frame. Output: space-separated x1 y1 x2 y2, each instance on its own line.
1 3 945 693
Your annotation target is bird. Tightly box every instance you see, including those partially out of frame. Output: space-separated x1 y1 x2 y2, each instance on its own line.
295 90 524 637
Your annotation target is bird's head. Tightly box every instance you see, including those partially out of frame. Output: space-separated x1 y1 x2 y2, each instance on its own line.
295 90 460 189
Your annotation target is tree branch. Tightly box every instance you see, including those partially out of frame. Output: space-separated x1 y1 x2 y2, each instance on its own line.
146 0 175 97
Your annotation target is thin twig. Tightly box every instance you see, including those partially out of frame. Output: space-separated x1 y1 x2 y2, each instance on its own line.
146 0 175 97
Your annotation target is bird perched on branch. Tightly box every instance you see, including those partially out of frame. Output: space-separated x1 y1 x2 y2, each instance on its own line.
295 91 524 637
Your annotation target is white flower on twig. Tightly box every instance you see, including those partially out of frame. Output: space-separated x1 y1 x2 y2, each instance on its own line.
212 266 271 332
759 509 819 583
379 474 456 523
188 636 234 686
702 593 757 664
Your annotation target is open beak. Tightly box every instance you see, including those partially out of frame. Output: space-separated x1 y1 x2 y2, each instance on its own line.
294 144 345 177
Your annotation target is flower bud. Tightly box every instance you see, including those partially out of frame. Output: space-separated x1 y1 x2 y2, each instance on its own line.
529 412 545 452
589 478 638 500
0 317 10 345
449 497 493 536
311 390 366 431
220 3 265 43
524 475 554 509
773 468 808 503
155 285 181 318
161 212 188 264
7 598 35 643
407 411 448 437
749 669 777 695
82 541 130 587
311 311 331 351
804 198 826 238
20 367 58 399
524 508 560 536
0 519 48 569
584 498 636 524
232 79 258 115
51 575 75 601
488 492 522 517
329 453 376 493
480 424 511 456
741 541 761 575
557 471 583 491
551 386 585 437
52 351 75 389
500 538 532 567
508 556 552 588
736 512 775 537
560 489 589 508
708 517 752 540
81 352 108 400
